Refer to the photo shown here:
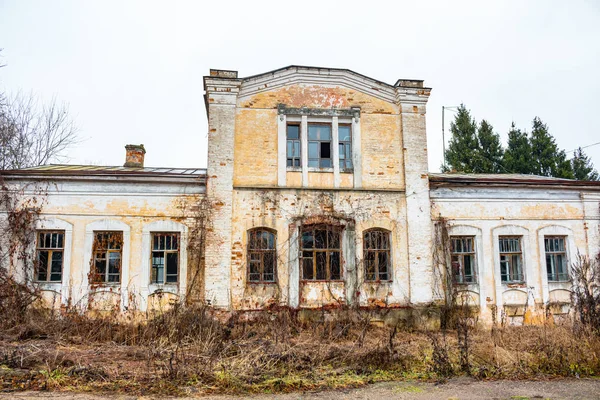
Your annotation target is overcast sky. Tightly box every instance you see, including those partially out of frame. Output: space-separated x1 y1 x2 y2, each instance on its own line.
1 0 599 172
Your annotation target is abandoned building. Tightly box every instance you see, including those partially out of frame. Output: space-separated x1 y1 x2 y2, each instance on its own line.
1 65 599 324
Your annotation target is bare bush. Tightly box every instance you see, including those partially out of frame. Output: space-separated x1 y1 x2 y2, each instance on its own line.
571 253 600 333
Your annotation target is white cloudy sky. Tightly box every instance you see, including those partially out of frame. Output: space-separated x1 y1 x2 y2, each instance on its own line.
1 0 599 172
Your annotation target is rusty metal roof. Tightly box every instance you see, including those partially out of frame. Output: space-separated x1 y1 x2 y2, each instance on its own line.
429 173 600 188
0 164 206 184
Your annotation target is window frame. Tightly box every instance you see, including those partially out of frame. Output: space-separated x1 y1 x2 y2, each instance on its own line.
150 232 180 285
363 228 392 282
450 236 477 284
35 230 65 283
247 228 277 284
498 236 525 284
307 123 333 169
286 123 302 169
300 224 343 282
91 231 124 284
338 123 353 172
544 235 569 282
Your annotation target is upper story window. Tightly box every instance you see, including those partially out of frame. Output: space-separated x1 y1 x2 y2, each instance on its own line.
36 231 64 282
545 236 568 282
499 236 524 283
247 229 276 283
286 124 301 167
92 231 123 284
151 232 179 284
364 229 391 281
308 124 332 168
451 236 476 284
301 224 342 281
339 124 353 171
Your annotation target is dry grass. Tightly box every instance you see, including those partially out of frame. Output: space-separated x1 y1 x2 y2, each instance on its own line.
1 275 600 395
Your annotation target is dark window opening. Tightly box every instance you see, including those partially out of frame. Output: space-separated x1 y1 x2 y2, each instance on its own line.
308 124 332 168
545 236 569 282
247 229 277 282
301 224 342 281
286 124 301 167
338 124 353 170
92 231 123 284
364 229 391 281
450 236 476 284
499 236 524 283
36 231 65 282
151 232 180 284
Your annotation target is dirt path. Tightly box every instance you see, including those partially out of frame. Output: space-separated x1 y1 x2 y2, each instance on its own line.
3 378 600 400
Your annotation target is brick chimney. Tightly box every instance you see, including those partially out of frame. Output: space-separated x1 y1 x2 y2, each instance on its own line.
124 144 146 168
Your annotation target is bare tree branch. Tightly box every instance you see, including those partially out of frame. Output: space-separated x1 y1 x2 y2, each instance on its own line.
0 92 79 170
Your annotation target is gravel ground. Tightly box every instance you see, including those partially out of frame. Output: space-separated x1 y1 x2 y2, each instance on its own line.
3 378 600 400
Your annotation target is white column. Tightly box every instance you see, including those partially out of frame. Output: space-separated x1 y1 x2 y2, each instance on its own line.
288 224 300 308
332 116 340 188
351 113 362 188
277 114 287 187
301 115 308 187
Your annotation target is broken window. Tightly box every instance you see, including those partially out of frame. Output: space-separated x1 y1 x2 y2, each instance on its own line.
364 229 391 281
338 124 353 170
499 236 524 283
92 231 123 284
151 232 179 284
545 236 568 282
286 123 301 167
247 229 276 282
301 224 342 280
450 236 476 284
35 231 64 282
308 124 332 168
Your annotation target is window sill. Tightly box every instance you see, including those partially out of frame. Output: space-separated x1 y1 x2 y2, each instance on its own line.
34 281 62 288
286 167 302 172
364 280 393 284
453 281 478 286
307 167 334 173
548 279 571 284
246 281 278 285
149 284 179 295
301 279 345 283
504 282 526 288
340 169 354 174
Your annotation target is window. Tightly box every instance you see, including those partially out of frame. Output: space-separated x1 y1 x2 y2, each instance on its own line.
92 232 123 284
308 124 332 168
451 236 476 284
545 236 568 282
151 233 179 284
338 124 353 170
286 123 301 167
247 229 276 282
364 229 391 281
36 231 64 282
499 236 524 283
301 225 342 280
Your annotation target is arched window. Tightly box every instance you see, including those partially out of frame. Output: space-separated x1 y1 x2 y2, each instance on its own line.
364 229 391 281
247 229 276 282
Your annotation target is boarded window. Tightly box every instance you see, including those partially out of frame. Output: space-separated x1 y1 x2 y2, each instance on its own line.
36 231 65 282
364 229 391 281
247 229 276 282
301 224 342 281
545 236 568 282
151 232 180 284
451 236 476 284
92 232 123 284
499 236 524 283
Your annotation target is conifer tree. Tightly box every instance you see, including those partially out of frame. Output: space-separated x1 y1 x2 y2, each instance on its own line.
571 147 599 181
503 122 532 174
529 117 573 178
474 119 504 173
443 104 479 173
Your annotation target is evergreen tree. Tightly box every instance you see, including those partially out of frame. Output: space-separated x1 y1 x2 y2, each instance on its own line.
529 117 573 178
474 119 504 173
443 104 479 173
571 147 599 181
503 122 533 174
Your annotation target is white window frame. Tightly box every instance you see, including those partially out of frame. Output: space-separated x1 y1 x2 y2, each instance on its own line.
35 218 73 306
140 220 188 311
277 109 361 188
537 225 575 304
83 219 131 310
